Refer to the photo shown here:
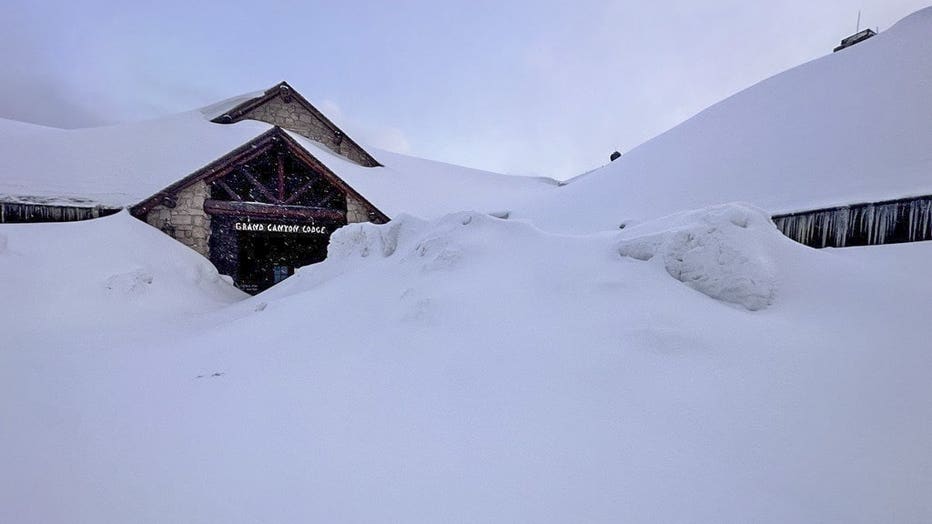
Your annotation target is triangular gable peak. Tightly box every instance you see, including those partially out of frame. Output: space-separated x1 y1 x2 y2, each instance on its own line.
131 126 388 223
212 81 381 168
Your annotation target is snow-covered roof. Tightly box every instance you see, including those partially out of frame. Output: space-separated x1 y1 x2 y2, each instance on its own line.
285 132 559 219
0 112 273 207
521 7 932 233
0 102 556 217
197 90 268 121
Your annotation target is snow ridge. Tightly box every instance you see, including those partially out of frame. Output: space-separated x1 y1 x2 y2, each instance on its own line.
618 204 779 311
283 205 782 312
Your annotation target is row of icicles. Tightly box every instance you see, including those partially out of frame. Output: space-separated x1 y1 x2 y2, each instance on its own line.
773 198 932 248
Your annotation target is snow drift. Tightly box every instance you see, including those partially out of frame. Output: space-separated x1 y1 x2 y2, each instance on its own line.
311 203 781 312
0 211 243 342
4 204 932 522
617 204 779 310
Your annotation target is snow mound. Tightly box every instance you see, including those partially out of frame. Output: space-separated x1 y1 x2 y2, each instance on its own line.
279 206 781 313
329 212 521 272
0 211 244 337
328 213 430 260
618 204 779 310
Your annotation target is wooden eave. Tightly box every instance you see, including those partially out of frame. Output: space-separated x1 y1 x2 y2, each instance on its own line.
211 81 381 168
130 126 390 224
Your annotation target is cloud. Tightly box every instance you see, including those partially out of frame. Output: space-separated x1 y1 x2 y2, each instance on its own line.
0 5 109 127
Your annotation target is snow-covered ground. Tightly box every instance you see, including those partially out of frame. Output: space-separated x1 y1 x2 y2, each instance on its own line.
3 6 932 523
3 206 932 522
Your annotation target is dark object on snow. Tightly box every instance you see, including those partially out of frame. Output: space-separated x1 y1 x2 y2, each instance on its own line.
833 29 877 52
610 151 622 162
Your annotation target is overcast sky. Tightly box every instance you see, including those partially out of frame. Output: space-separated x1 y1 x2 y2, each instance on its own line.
2 0 928 178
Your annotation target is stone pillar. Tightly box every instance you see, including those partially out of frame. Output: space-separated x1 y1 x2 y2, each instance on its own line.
145 181 212 256
346 195 372 223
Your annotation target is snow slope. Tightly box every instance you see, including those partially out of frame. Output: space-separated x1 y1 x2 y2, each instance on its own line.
290 132 559 219
3 205 932 522
0 211 243 342
0 103 556 216
521 7 932 233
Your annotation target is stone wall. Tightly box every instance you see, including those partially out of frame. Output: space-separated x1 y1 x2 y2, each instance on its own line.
244 96 377 167
145 181 211 256
346 195 372 223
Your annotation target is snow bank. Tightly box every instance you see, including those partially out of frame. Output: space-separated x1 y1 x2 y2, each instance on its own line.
5 203 932 522
0 211 243 339
618 204 779 310
316 205 781 312
328 211 528 268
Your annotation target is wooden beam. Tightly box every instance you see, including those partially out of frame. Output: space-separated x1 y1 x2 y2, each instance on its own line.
203 199 345 221
277 153 285 202
214 180 243 201
282 176 320 205
308 190 338 208
240 166 282 204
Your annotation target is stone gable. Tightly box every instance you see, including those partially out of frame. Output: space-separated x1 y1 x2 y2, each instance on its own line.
242 94 378 167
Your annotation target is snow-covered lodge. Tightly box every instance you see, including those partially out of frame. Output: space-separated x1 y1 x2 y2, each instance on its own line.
133 84 391 293
0 83 386 292
0 81 552 293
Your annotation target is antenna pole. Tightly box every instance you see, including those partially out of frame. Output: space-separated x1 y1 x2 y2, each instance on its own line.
856 10 861 32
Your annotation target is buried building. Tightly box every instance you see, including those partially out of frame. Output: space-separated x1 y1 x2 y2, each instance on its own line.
0 81 554 293
131 126 388 293
0 82 388 293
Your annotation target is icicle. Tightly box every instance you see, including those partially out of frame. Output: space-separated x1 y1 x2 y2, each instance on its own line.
834 208 850 247
906 198 932 242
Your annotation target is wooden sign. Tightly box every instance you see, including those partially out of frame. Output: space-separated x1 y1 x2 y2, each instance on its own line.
234 221 328 234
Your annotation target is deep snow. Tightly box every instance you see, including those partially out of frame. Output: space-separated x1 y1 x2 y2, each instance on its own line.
3 207 932 522
3 6 932 523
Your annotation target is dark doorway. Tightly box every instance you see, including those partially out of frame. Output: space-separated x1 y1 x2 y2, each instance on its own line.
235 227 329 293
208 216 339 294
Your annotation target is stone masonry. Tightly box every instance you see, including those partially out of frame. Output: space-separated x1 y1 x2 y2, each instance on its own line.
346 195 372 224
145 181 211 256
243 95 378 167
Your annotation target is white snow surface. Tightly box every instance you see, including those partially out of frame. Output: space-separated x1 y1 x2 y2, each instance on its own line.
3 204 932 522
0 103 555 216
521 7 932 232
288 132 559 218
3 7 932 523
0 211 243 338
